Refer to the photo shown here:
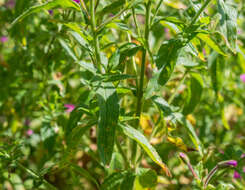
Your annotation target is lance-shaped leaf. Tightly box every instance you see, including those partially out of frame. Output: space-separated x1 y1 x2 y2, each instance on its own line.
217 0 237 53
96 82 119 165
196 33 226 56
11 0 80 26
101 171 128 190
119 124 171 177
208 52 223 94
58 38 78 61
152 96 203 156
98 0 126 16
156 39 183 85
183 73 204 115
71 164 100 189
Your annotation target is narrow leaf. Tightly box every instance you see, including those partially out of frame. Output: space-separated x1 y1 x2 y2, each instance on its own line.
197 33 226 56
58 38 78 61
11 0 80 26
119 124 171 176
152 96 203 156
217 0 237 53
156 39 183 85
183 73 204 115
96 82 119 165
71 164 100 189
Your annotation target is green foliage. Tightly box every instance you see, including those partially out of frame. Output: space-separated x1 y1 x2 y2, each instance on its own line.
1 0 245 189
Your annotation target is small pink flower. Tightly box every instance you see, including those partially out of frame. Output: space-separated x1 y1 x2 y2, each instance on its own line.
48 10 53 15
0 36 8 43
240 74 245 83
179 152 186 159
5 0 15 9
164 28 171 40
243 167 245 173
226 160 237 167
64 104 75 113
234 171 241 179
73 0 80 3
26 129 33 136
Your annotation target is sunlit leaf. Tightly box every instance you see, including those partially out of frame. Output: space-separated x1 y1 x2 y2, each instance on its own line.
119 124 171 176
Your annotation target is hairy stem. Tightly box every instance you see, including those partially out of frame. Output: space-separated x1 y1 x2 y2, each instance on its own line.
131 1 152 167
90 0 102 72
16 162 57 190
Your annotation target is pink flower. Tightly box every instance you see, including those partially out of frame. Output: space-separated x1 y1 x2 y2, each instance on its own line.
64 104 75 113
73 0 80 3
26 129 33 136
226 160 237 167
48 10 53 15
5 0 15 9
0 36 8 43
240 74 245 83
234 171 241 179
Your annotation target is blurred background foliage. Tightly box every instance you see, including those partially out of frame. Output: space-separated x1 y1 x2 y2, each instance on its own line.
0 0 245 189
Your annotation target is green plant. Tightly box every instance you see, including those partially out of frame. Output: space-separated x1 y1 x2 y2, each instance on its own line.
0 0 245 189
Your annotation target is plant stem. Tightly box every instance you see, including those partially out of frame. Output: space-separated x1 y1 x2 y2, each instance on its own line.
90 0 102 72
190 0 212 26
116 138 130 169
136 1 151 119
96 1 133 33
204 165 218 189
131 1 152 167
168 72 188 104
16 162 57 190
150 0 163 27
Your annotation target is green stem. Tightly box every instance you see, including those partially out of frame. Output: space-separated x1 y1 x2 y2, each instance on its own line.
168 72 188 104
131 1 152 167
136 1 151 119
16 162 57 190
190 0 212 26
150 0 163 27
132 8 141 39
90 0 102 72
96 1 134 33
116 138 130 169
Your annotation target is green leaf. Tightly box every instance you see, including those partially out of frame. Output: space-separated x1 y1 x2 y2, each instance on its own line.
69 31 92 53
11 0 80 26
58 38 78 61
156 39 183 85
137 168 158 188
77 61 97 74
183 73 204 115
119 43 142 64
65 107 86 139
217 0 237 53
67 121 95 149
108 50 120 71
208 52 223 94
101 171 127 190
196 33 226 56
119 124 171 176
120 172 135 190
71 164 100 189
40 124 56 153
98 0 126 16
96 82 119 165
144 69 161 99
152 96 203 156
